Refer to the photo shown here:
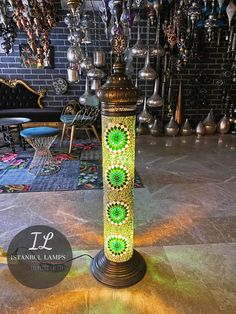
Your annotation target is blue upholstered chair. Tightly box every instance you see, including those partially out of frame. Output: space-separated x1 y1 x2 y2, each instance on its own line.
60 100 100 153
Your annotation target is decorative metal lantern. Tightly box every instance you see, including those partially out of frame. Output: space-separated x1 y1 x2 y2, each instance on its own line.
87 67 106 80
196 121 206 136
91 37 146 288
93 50 106 67
217 115 230 134
79 77 92 104
67 0 82 14
137 97 154 124
0 1 16 54
67 46 83 64
202 110 217 135
138 50 157 80
65 0 84 81
165 116 179 136
91 79 102 90
150 116 163 137
67 64 79 83
180 119 192 136
147 78 164 108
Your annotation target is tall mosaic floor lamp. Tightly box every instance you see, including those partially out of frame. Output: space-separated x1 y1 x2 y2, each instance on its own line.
90 37 146 288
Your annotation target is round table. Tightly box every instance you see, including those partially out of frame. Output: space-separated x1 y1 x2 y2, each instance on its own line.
0 117 31 153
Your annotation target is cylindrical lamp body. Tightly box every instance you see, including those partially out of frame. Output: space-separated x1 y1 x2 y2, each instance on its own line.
91 57 146 288
102 115 135 262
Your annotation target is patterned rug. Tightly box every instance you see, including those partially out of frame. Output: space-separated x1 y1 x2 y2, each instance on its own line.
0 142 143 193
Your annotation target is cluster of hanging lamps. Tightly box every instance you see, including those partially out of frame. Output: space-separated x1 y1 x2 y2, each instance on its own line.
0 1 17 54
65 0 83 82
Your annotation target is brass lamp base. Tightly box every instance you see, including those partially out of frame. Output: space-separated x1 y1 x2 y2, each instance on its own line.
90 249 146 288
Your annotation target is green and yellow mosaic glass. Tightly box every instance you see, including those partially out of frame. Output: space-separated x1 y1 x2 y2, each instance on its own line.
102 115 135 262
107 236 128 256
106 201 129 225
105 124 130 153
106 165 129 190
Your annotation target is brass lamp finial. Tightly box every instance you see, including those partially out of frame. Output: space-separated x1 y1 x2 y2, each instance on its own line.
96 56 140 116
96 34 140 116
67 0 82 14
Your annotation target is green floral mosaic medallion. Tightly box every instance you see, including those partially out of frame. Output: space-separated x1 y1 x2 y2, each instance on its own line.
107 236 128 256
106 166 129 189
105 124 129 153
106 202 129 225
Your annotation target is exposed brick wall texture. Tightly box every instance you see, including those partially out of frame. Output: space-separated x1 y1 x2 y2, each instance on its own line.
0 0 235 125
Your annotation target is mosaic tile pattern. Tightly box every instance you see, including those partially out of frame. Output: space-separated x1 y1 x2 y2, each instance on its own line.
102 116 136 262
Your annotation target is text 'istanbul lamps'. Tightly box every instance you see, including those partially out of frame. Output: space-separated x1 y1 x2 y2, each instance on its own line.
90 35 146 288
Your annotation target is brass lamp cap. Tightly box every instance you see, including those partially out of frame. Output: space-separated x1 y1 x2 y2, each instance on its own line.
67 0 82 14
96 56 140 116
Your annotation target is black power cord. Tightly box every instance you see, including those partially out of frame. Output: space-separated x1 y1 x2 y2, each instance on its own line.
11 246 93 270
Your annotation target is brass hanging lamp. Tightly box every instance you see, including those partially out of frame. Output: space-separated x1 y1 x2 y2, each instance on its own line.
67 0 82 14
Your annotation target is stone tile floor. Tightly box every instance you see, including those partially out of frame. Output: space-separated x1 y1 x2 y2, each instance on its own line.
0 135 236 313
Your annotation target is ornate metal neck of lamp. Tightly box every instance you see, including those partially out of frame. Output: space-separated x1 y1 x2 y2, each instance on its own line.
91 36 146 288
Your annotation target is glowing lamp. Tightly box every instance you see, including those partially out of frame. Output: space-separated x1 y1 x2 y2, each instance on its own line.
90 52 146 288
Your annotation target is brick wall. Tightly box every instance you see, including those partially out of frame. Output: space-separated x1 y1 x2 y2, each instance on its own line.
0 1 84 109
0 2 155 110
0 1 155 111
170 36 236 126
0 1 235 125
